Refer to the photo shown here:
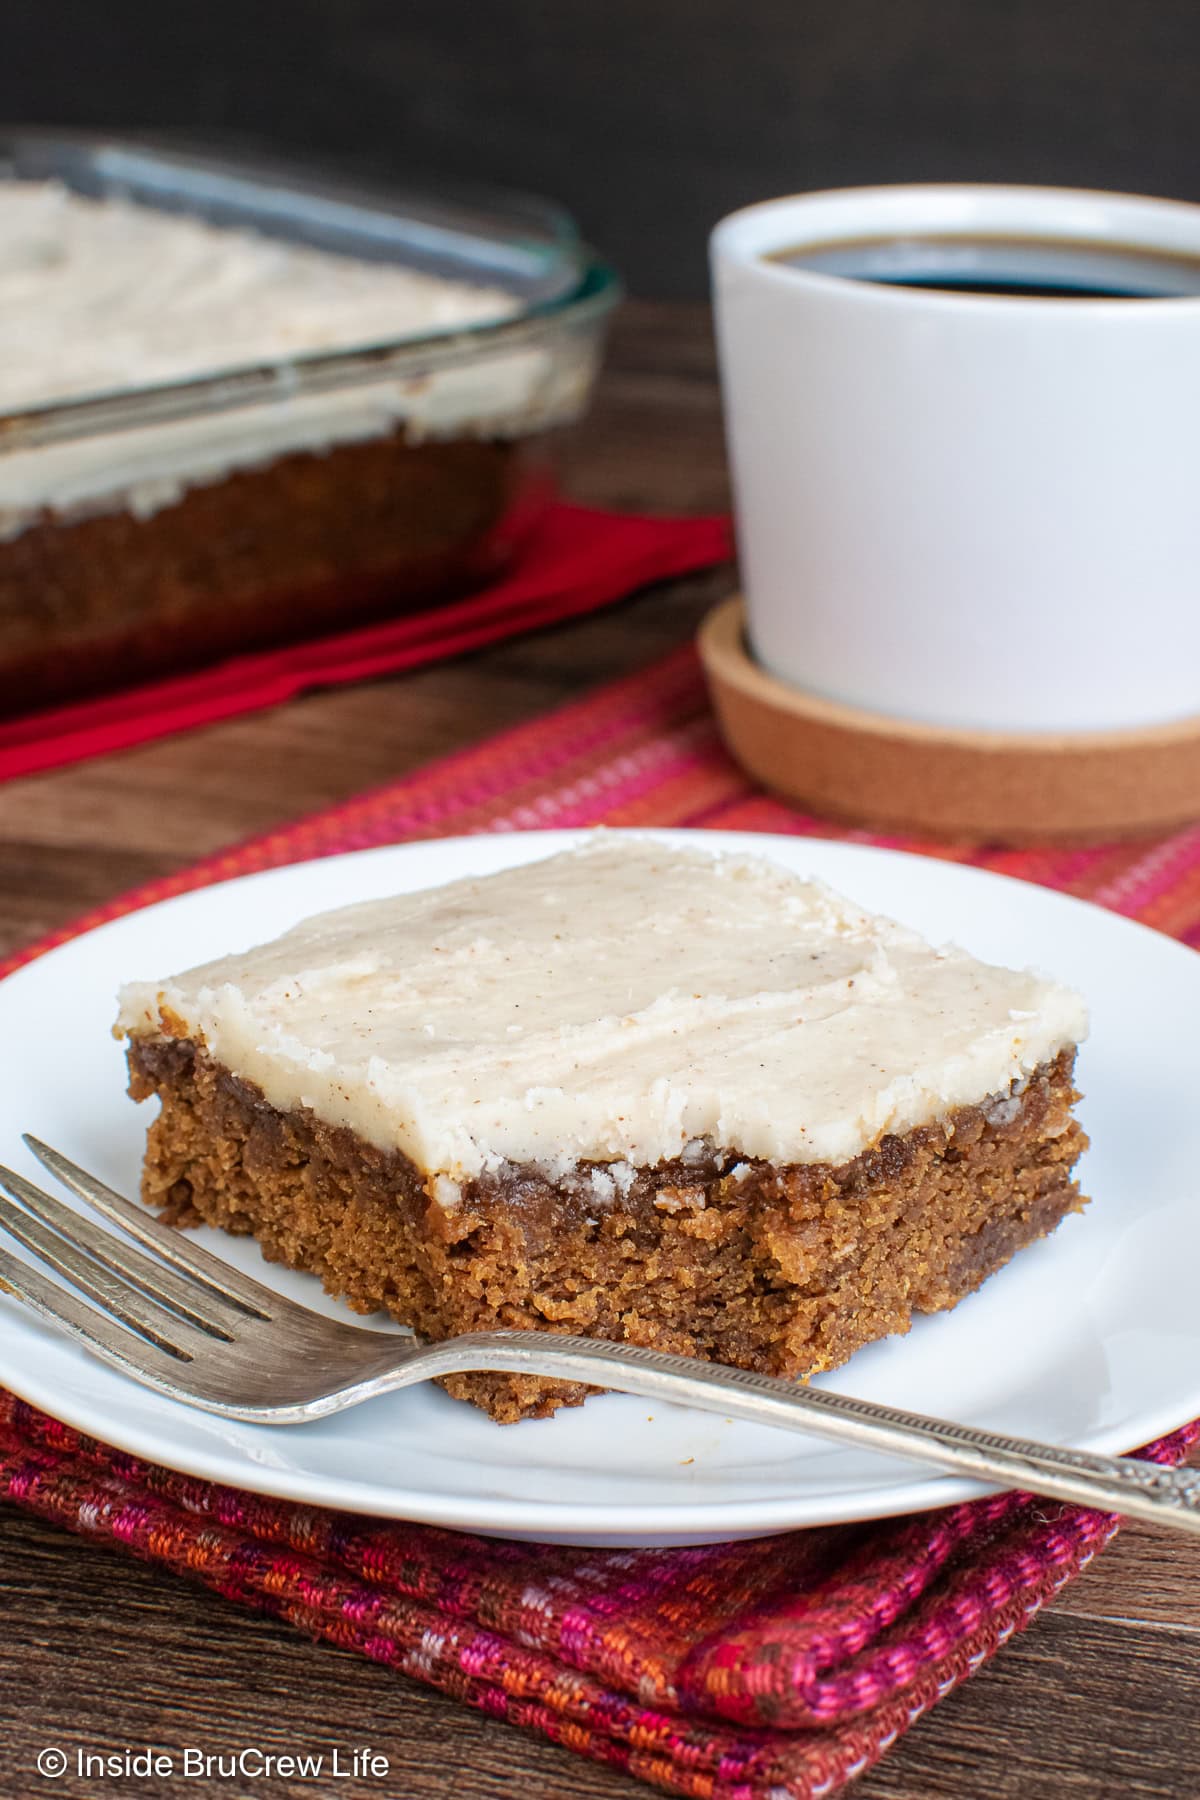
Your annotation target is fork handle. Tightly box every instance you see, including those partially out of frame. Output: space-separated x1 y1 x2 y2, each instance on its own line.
409 1331 1200 1535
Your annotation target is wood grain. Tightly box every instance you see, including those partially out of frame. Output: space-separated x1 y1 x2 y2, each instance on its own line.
1 301 1198 1800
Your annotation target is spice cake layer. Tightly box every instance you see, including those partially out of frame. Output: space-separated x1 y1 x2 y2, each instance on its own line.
117 837 1090 1419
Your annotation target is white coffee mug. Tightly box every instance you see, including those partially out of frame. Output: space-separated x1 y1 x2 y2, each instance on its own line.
711 185 1200 734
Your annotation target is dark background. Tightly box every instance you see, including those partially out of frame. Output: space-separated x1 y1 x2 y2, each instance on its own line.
4 0 1199 297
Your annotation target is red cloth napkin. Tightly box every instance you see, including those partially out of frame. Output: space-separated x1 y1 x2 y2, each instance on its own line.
0 503 732 784
3 642 1198 1799
3 1394 1193 1800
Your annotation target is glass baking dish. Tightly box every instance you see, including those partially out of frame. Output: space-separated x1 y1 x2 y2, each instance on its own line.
0 133 620 716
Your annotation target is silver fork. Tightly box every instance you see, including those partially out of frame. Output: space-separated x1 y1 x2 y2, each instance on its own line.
1 1136 1198 1535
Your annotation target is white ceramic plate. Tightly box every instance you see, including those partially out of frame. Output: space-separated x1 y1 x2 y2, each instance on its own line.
1 829 1197 1547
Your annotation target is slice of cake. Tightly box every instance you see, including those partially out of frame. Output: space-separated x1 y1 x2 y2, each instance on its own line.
115 836 1090 1422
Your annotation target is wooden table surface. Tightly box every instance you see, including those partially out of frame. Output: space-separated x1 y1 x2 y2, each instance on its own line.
2 302 1197 1800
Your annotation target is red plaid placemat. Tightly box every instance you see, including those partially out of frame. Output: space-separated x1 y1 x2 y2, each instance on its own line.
3 643 1198 1799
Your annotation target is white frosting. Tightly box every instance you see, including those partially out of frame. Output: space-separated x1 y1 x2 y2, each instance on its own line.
0 346 581 541
117 837 1089 1189
0 182 572 538
0 182 522 409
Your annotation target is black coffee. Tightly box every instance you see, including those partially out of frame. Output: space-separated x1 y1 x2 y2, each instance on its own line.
767 233 1200 298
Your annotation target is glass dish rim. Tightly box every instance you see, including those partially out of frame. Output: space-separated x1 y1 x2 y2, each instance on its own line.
0 132 623 454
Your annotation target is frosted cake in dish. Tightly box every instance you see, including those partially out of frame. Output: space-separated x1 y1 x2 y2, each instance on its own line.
117 836 1090 1421
0 180 601 711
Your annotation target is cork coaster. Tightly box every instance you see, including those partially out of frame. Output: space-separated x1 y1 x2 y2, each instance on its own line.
699 597 1200 840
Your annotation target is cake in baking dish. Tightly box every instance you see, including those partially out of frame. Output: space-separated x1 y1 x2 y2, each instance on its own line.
0 181 592 712
116 836 1090 1421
